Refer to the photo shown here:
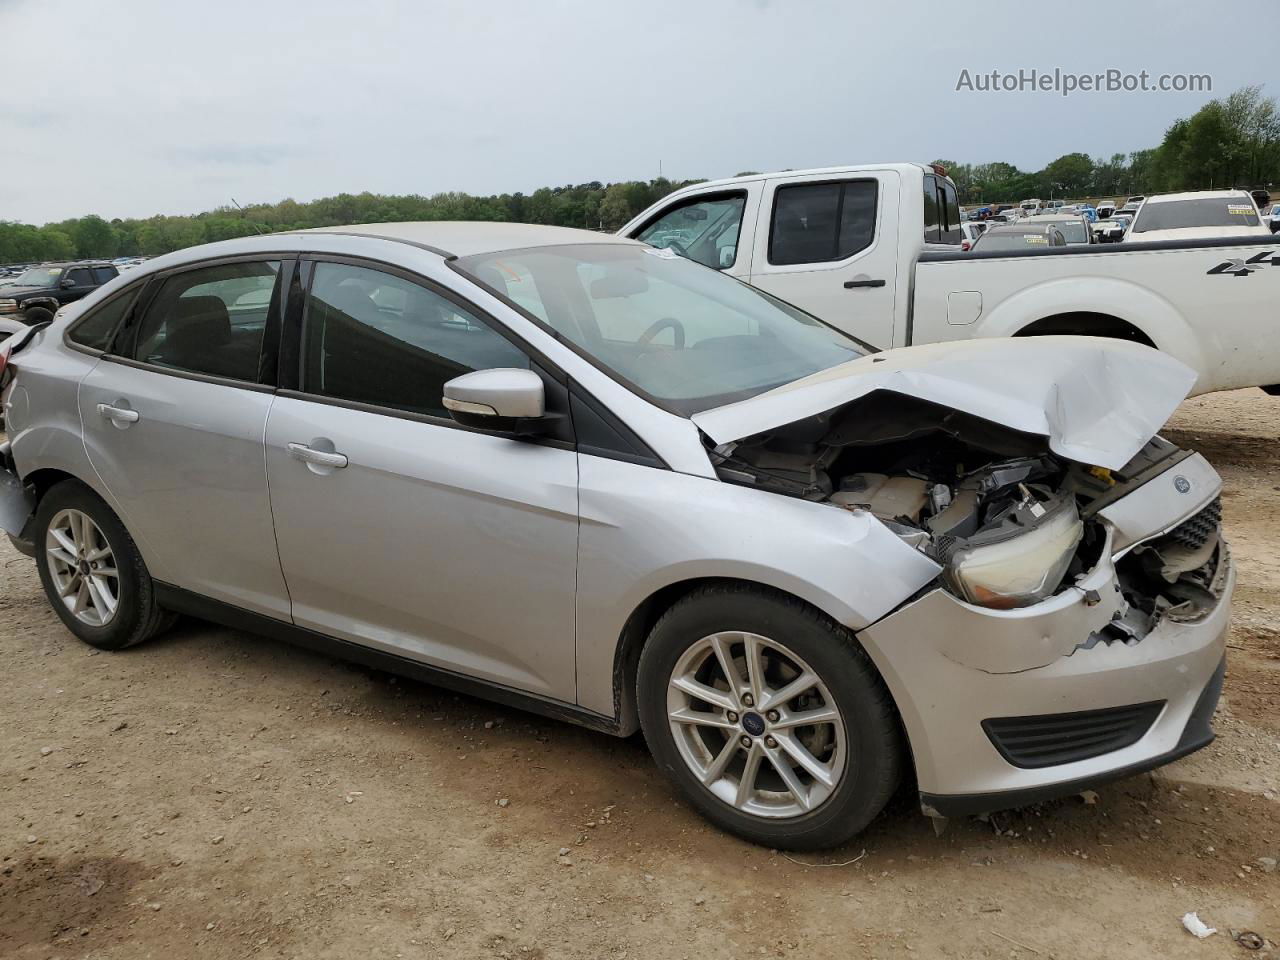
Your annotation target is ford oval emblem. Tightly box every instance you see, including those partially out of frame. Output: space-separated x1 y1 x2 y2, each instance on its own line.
1174 475 1192 494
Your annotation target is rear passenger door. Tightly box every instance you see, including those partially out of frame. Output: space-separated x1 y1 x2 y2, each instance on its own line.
77 256 294 618
748 172 898 349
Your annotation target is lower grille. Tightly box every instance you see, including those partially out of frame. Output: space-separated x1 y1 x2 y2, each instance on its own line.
1167 496 1222 551
983 701 1165 769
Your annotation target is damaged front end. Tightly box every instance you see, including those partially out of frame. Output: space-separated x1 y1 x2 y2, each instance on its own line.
709 390 1226 633
704 387 1232 808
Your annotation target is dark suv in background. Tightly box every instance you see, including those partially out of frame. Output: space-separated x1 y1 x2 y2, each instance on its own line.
0 261 119 325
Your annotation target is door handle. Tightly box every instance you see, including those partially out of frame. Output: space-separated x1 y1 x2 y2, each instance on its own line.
97 403 140 424
287 442 348 469
843 278 886 289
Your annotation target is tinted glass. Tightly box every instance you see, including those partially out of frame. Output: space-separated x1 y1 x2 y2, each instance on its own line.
303 262 528 418
134 260 279 381
636 193 746 270
91 267 117 284
771 180 878 265
65 268 92 286
1133 198 1262 233
69 287 136 351
939 179 962 245
922 174 940 243
458 243 866 415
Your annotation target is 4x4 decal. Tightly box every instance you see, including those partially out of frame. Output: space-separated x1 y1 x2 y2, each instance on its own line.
1207 249 1279 276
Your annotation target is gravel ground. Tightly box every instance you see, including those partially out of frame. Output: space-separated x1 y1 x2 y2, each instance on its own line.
1 390 1277 959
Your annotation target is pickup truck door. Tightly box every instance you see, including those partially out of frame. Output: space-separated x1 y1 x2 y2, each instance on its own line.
748 171 899 350
624 184 763 279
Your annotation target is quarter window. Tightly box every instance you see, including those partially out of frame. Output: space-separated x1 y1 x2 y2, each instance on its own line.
67 286 138 351
302 262 528 419
769 180 877 265
634 193 747 270
133 260 280 382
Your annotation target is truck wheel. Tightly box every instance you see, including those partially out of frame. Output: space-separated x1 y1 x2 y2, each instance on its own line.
637 584 903 850
21 306 55 326
34 480 174 650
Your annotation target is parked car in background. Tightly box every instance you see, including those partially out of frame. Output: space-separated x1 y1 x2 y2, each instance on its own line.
1096 201 1117 219
1092 213 1132 243
1265 205 1280 233
623 163 1280 396
0 222 1233 850
0 261 120 325
1125 191 1273 242
971 222 1067 251
1126 195 1146 206
960 220 988 251
1019 198 1042 216
1023 213 1093 245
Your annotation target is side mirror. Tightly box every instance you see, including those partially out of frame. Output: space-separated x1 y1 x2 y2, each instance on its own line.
60 278 75 289
718 246 736 268
442 368 545 432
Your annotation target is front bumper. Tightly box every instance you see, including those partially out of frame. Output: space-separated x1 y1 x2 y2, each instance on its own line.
859 495 1233 815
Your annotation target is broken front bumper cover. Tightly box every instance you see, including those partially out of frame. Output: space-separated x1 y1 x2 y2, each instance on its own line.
858 520 1233 817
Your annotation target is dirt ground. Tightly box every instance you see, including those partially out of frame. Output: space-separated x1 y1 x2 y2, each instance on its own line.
1 390 1277 960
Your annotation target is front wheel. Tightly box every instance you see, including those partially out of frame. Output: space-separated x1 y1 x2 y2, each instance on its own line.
34 480 174 650
637 585 904 850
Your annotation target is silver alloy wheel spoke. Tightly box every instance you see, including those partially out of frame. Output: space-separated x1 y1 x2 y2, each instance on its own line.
45 508 120 628
666 631 846 820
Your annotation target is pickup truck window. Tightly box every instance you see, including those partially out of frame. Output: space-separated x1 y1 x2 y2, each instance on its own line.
634 192 746 270
924 175 963 245
65 268 93 287
769 180 877 266
91 266 117 284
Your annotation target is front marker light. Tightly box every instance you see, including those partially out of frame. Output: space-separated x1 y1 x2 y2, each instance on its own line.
944 501 1084 609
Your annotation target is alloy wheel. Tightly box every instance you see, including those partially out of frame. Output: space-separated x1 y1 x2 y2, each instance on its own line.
45 508 120 627
666 631 846 818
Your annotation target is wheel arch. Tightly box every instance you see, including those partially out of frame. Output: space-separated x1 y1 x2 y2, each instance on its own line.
1013 311 1155 347
610 576 904 738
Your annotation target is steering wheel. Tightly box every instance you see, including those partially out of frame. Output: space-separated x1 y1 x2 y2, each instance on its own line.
661 239 690 258
637 317 686 350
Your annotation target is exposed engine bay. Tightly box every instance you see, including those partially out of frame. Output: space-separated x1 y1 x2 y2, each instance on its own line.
708 393 1226 630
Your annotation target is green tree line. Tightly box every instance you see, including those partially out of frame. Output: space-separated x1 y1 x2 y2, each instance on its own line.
3 85 1277 265
939 85 1280 205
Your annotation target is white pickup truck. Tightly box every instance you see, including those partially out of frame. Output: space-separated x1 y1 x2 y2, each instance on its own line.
620 164 1280 395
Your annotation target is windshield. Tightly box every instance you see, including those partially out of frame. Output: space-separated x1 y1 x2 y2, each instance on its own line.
456 243 867 415
1133 198 1261 233
13 266 63 286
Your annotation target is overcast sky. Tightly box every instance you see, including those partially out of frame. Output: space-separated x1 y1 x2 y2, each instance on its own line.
0 0 1262 224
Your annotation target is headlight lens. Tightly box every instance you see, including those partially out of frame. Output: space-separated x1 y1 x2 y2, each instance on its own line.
0 300 17 314
945 500 1084 609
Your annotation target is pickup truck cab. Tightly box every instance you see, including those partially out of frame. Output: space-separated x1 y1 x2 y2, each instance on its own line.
621 164 1280 395
0 261 119 326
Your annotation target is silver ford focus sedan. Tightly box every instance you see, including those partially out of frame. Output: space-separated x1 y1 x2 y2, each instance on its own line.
0 223 1232 849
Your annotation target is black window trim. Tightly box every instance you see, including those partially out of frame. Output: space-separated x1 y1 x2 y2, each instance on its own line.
62 279 148 358
629 188 750 271
283 252 578 448
102 251 298 394
765 177 881 267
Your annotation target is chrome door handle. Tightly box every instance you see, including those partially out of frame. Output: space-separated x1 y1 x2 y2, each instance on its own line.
97 403 140 423
287 442 348 469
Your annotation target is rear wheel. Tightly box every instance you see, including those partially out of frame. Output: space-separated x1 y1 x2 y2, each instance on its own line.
34 480 174 650
637 585 903 850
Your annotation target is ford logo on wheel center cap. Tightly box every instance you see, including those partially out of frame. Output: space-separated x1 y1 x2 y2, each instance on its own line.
1174 475 1192 494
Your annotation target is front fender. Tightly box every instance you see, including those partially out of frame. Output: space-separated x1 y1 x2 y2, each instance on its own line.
975 276 1206 381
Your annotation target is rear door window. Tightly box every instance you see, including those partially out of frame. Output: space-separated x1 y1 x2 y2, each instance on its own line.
67 285 140 351
769 180 878 265
132 260 281 382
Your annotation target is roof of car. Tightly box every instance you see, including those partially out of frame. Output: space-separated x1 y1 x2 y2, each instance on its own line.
1143 190 1254 204
294 222 637 258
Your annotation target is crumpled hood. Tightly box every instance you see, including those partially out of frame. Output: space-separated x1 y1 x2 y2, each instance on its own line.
692 336 1197 470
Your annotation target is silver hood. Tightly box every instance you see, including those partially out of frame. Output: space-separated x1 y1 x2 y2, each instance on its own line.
692 336 1197 470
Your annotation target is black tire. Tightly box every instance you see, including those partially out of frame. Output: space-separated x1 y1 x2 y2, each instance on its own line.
637 584 903 850
34 480 174 650
20 306 55 326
